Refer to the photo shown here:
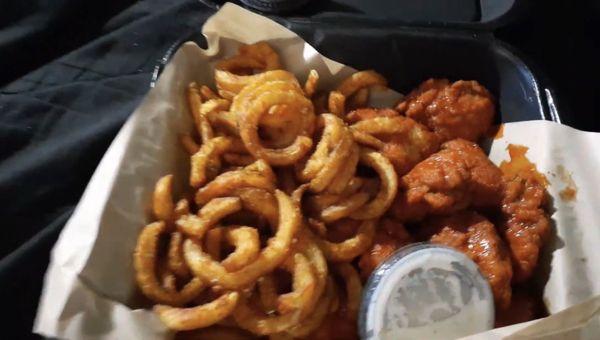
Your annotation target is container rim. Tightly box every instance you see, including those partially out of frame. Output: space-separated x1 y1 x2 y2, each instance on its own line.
150 24 561 124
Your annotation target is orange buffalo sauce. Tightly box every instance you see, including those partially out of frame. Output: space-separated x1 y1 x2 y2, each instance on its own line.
499 144 548 187
556 165 578 201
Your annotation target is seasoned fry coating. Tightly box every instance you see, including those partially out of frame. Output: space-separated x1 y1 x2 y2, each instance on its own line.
304 69 319 97
153 174 175 222
239 42 281 70
314 218 376 262
154 292 240 330
391 139 504 222
420 211 513 309
233 77 315 166
337 70 387 98
396 79 494 142
134 222 205 306
328 91 345 117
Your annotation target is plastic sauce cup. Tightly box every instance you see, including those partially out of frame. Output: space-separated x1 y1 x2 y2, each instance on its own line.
359 243 495 339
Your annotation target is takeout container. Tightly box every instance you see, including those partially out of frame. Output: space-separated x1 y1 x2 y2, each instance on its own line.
155 0 561 124
34 3 600 340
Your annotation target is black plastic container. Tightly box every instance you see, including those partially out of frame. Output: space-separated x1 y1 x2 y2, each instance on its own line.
156 0 561 124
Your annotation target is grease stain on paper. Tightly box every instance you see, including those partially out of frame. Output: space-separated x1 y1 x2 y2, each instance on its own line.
556 165 578 202
499 144 548 187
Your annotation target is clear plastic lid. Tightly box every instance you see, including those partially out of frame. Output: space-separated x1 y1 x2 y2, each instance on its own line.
359 243 495 340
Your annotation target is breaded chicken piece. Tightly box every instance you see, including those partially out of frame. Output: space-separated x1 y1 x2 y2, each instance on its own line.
420 211 513 309
350 115 441 176
501 176 550 282
390 139 504 222
358 218 413 280
396 79 494 142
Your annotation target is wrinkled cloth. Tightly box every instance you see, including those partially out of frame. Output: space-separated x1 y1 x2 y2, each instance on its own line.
0 1 214 337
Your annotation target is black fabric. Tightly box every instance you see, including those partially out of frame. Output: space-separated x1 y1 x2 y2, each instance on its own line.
0 1 215 337
0 0 598 338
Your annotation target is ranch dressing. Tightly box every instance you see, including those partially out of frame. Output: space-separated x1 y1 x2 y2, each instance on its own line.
360 244 494 339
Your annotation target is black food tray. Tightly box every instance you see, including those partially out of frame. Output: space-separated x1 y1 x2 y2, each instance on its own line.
156 15 560 124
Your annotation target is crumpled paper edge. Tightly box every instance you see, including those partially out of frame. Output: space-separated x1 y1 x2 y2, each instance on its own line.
463 295 600 339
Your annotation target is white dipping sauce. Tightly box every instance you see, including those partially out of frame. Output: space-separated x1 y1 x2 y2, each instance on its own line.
360 244 494 340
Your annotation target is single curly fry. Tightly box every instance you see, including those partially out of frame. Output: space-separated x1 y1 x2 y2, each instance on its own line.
300 114 346 181
232 253 316 335
207 110 239 136
336 70 387 98
350 129 385 149
190 136 233 188
221 226 261 272
184 190 301 290
180 134 200 155
309 127 354 193
197 99 231 141
328 91 345 117
239 41 281 70
200 85 220 100
216 55 265 75
325 143 359 194
154 291 240 330
234 80 315 166
285 277 334 338
187 82 203 117
195 160 276 205
350 148 398 220
304 69 319 97
334 263 362 320
167 231 190 278
176 197 242 238
314 219 376 262
173 198 190 220
204 227 223 261
276 253 318 316
297 114 356 193
215 69 296 100
319 192 370 223
293 230 328 311
153 174 174 222
133 222 205 305
235 187 280 228
187 83 215 142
